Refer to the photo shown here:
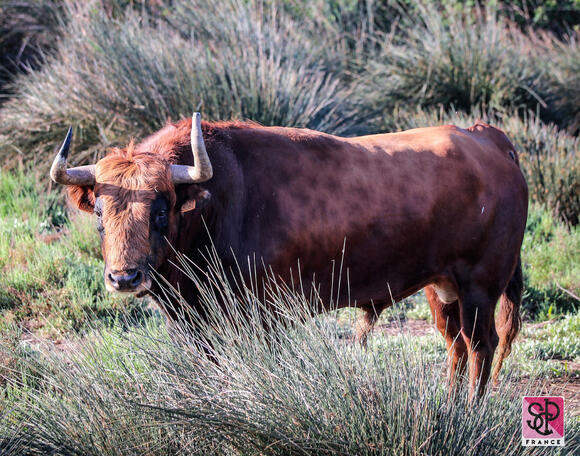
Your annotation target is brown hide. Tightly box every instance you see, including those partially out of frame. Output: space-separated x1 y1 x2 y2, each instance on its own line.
68 119 528 396
160 121 527 305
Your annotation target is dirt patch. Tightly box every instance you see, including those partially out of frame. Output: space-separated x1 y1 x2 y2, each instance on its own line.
19 331 82 354
375 319 437 337
374 319 580 416
508 372 580 417
532 374 580 416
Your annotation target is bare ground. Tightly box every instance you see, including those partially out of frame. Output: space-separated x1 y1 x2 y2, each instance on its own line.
375 319 580 416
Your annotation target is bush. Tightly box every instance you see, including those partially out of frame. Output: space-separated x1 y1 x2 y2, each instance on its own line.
2 253 578 455
359 2 546 117
0 0 63 100
514 114 580 225
358 1 580 133
498 0 580 35
539 32 580 134
0 0 366 169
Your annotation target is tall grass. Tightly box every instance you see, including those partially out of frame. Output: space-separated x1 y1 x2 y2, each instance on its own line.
2 251 578 455
539 33 580 134
0 169 141 336
498 0 580 34
360 2 546 116
0 0 63 100
0 0 365 168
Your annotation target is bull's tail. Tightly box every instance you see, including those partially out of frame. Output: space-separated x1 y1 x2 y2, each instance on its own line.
492 256 523 383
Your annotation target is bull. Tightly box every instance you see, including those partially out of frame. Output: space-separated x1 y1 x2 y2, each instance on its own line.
50 113 528 396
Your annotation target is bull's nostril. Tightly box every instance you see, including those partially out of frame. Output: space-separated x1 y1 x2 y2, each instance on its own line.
106 269 143 291
129 271 143 287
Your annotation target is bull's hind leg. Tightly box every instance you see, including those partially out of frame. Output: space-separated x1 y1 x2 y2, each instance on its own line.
456 280 500 399
355 302 384 346
425 286 468 387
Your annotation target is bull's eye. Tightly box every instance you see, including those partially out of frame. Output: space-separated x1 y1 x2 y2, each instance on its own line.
94 210 104 235
94 198 103 221
155 210 168 228
96 215 104 235
151 195 169 234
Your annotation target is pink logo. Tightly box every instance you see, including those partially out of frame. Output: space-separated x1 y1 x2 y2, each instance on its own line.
522 396 564 446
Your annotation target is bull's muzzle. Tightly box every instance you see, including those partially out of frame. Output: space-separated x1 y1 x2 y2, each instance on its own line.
105 268 151 293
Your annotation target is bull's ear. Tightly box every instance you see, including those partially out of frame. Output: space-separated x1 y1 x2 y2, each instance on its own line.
68 185 95 213
180 199 197 213
176 185 211 213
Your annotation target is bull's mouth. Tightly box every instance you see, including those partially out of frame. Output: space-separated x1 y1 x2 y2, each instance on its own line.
104 268 152 295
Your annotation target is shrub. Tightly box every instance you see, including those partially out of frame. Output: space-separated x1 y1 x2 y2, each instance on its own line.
0 0 63 100
0 0 365 169
514 114 580 225
498 0 580 35
358 1 580 133
359 2 546 117
539 32 580 134
2 253 578 455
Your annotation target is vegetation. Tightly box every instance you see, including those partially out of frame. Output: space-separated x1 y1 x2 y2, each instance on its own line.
518 312 580 362
0 0 63 101
522 206 580 318
1 258 579 455
0 170 141 336
0 0 579 454
0 0 364 168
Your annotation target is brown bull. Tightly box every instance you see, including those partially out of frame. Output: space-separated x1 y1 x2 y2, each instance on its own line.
51 113 528 396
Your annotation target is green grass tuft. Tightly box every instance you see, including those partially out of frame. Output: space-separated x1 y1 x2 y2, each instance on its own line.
0 169 141 336
521 206 580 319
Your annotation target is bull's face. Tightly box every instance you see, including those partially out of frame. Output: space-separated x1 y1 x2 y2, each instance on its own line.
50 113 213 294
92 157 176 293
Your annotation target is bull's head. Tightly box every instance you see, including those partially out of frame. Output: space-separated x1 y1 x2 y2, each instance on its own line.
50 113 213 294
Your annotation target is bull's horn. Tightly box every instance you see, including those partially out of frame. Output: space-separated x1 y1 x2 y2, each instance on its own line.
170 112 213 184
50 127 96 186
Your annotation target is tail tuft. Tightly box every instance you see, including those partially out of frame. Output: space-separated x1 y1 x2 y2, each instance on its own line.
493 256 523 383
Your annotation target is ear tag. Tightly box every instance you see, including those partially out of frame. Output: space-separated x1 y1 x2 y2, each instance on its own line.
180 199 197 213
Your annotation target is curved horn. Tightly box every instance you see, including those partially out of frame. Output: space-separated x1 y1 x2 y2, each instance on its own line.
50 127 96 186
170 112 213 184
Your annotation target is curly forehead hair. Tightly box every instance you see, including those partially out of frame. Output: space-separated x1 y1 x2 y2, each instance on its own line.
68 139 179 207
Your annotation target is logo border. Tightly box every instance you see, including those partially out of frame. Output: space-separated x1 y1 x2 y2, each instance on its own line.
521 396 565 447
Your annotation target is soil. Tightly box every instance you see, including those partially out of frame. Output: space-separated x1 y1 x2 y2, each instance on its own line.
374 319 580 416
